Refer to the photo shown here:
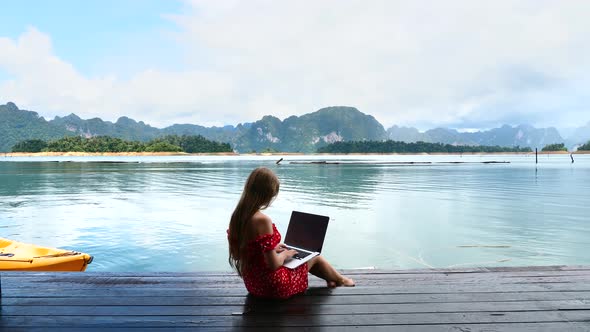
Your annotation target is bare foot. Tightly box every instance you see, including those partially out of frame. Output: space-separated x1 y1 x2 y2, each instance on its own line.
327 281 337 288
336 277 355 287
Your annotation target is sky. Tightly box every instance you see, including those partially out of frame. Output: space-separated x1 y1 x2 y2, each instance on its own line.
1 0 589 131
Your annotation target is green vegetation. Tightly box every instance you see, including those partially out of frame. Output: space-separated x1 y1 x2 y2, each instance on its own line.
541 143 568 152
0 102 74 152
578 141 590 151
150 135 232 153
43 136 146 152
11 139 48 153
317 140 532 153
11 135 232 153
234 107 387 153
2 102 574 154
143 141 183 152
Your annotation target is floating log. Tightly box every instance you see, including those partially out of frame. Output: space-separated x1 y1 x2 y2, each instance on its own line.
290 161 510 165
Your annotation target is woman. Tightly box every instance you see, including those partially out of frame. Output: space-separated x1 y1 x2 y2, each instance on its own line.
228 167 354 299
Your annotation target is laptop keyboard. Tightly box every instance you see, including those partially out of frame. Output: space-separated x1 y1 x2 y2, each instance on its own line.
284 245 313 260
293 251 312 260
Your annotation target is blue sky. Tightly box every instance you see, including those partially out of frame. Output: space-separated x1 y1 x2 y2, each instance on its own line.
1 0 183 77
1 1 589 131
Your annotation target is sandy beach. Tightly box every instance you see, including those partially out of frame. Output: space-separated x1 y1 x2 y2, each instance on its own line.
1 151 237 157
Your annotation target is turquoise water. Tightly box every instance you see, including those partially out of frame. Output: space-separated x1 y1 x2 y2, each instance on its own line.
0 154 589 271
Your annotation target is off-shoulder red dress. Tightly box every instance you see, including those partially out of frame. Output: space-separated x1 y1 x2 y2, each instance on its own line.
232 224 308 299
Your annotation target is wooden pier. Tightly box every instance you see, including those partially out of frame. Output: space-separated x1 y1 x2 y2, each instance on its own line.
0 265 589 331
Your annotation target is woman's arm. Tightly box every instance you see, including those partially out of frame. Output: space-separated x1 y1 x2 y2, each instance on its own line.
264 244 297 270
253 213 297 270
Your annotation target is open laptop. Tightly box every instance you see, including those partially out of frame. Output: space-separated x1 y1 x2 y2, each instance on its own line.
282 211 330 269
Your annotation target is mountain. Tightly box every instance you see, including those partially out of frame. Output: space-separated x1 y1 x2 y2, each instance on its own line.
0 103 385 153
233 106 386 152
0 102 73 152
0 101 580 152
470 125 563 148
52 113 161 141
162 123 241 145
387 124 564 149
161 106 386 152
386 126 423 142
565 122 590 149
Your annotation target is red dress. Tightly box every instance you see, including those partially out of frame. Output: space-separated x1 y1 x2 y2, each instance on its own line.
235 224 308 299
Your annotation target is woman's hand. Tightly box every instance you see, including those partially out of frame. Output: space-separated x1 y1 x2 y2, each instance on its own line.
274 244 287 253
265 244 298 270
283 249 298 259
275 244 297 258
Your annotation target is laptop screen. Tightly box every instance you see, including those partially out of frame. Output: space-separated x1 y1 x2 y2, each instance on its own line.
284 211 329 253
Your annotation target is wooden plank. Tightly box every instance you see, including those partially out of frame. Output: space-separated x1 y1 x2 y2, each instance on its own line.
3 275 590 290
5 274 590 288
3 271 589 285
8 322 590 332
3 291 589 305
2 265 589 278
0 300 587 316
555 265 590 271
3 267 590 279
3 283 590 298
2 280 584 292
2 274 589 290
231 311 590 328
0 311 588 327
3 274 590 289
0 266 589 331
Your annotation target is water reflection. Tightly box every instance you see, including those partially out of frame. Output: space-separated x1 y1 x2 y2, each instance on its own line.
276 164 385 209
0 155 589 271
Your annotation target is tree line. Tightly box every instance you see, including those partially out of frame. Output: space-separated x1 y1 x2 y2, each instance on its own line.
541 143 568 152
579 141 590 151
317 140 533 153
13 135 590 153
541 141 590 152
11 135 233 153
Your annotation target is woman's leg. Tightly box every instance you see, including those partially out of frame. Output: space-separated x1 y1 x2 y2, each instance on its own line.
306 256 355 287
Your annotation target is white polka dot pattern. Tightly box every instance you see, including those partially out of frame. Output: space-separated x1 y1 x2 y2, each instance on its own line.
241 224 309 299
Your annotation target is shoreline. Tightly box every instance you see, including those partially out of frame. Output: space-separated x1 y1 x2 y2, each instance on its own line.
2 152 237 157
1 151 588 157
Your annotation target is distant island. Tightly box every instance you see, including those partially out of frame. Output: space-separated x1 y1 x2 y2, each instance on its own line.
8 135 590 155
11 135 232 154
317 140 532 154
2 102 590 153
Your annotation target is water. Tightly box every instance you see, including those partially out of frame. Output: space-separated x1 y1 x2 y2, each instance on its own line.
0 154 589 271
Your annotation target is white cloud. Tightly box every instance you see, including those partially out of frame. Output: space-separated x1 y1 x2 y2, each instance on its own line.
1 1 590 129
0 27 234 127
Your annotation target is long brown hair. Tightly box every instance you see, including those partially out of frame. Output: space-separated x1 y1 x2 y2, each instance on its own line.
228 167 280 276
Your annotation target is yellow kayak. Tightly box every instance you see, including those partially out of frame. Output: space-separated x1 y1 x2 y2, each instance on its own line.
0 238 93 271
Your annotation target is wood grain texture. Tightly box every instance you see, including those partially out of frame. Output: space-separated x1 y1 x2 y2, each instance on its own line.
0 266 589 331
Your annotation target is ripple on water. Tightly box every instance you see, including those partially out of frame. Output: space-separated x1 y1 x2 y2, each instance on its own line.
1 156 590 271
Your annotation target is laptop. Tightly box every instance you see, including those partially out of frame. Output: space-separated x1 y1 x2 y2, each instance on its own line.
282 211 330 269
